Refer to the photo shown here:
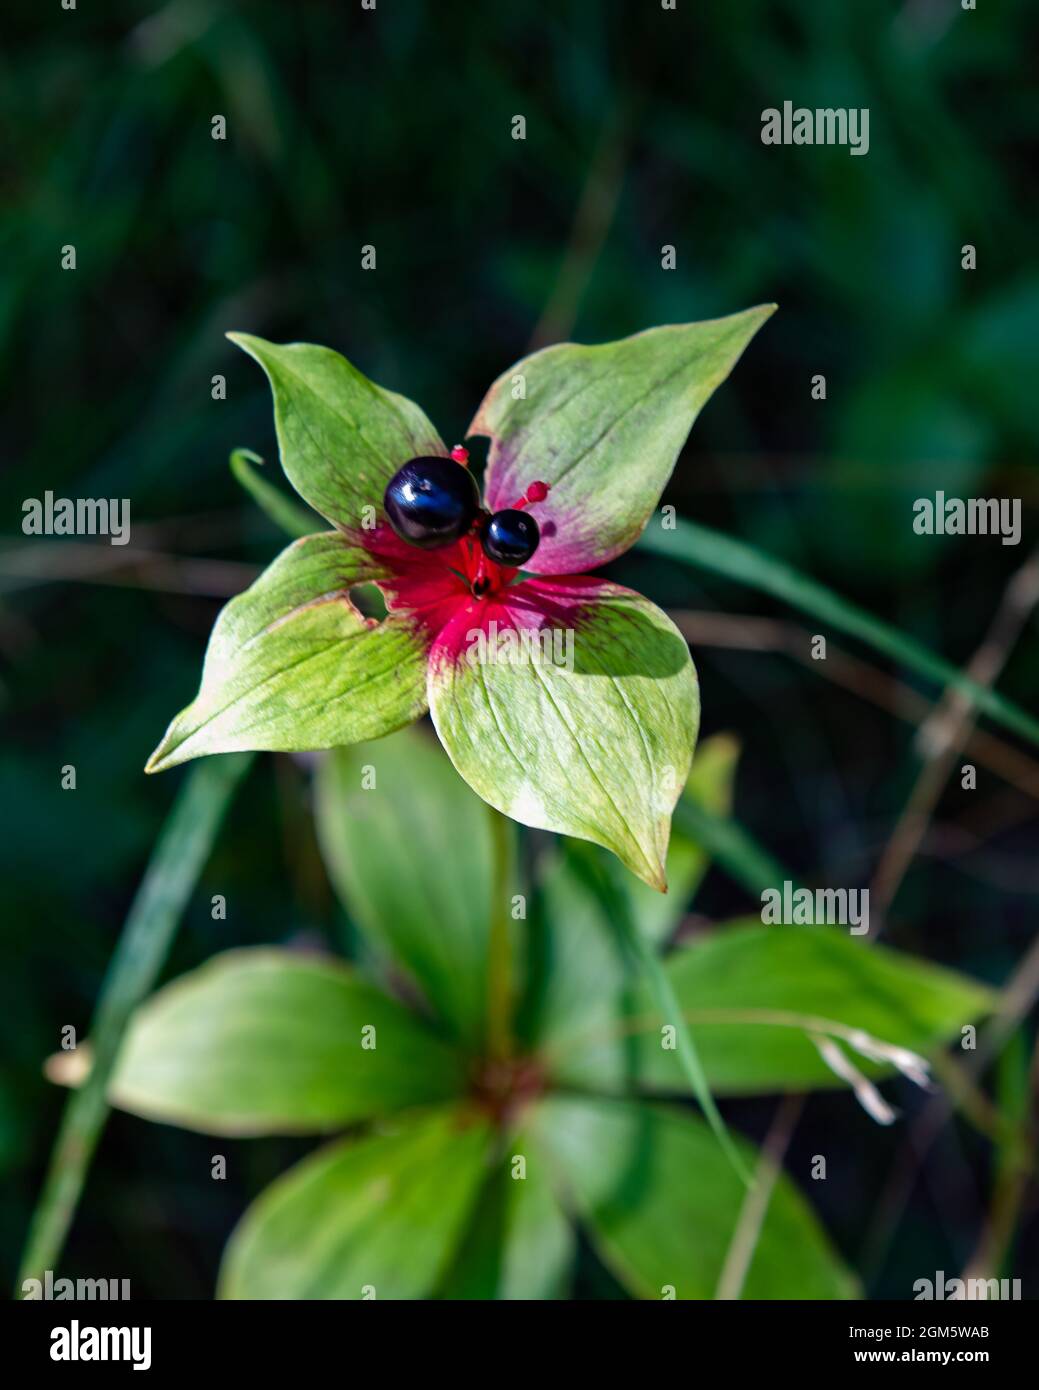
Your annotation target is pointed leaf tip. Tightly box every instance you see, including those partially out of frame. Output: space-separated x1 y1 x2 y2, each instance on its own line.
145 534 428 773
222 331 445 531
472 306 776 574
428 577 698 890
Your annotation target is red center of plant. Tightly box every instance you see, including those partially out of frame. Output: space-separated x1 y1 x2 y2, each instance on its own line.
364 463 555 653
467 1053 547 1128
452 479 552 600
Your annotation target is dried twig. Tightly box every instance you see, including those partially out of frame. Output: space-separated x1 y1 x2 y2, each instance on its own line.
869 546 1039 925
672 608 1039 803
715 1094 803 1300
528 112 629 350
0 541 259 597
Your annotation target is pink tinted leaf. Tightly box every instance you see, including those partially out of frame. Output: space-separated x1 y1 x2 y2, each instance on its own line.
427 577 699 889
469 307 775 574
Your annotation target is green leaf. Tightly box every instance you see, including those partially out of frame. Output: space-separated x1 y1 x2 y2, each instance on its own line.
470 306 775 575
623 732 741 947
429 580 699 890
146 533 428 773
529 830 751 1189
525 847 632 1089
229 333 445 532
640 516 1039 750
108 950 466 1135
315 726 512 1047
229 447 320 539
438 1132 575 1299
525 737 740 1073
533 1097 857 1299
566 923 995 1097
219 1106 492 1299
610 884 752 1187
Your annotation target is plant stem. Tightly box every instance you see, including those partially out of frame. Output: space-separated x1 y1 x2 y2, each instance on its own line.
485 807 514 1061
629 920 754 1189
229 448 319 539
602 860 753 1190
17 753 253 1290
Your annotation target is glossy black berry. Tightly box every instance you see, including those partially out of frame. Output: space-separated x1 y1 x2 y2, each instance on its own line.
482 508 540 567
384 456 481 549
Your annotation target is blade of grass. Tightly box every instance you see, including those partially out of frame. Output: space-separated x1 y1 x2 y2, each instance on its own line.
622 899 754 1189
640 518 1039 748
596 857 753 1190
17 753 253 1289
230 447 319 539
674 797 796 899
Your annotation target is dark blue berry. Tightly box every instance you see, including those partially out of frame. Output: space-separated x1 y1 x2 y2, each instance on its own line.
482 509 540 567
384 456 480 549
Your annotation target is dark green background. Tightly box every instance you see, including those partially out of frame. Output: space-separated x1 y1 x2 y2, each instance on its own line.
2 0 1036 1298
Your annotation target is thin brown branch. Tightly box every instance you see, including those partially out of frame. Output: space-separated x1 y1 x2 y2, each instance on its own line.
715 1094 803 1300
671 608 1039 803
869 546 1039 924
861 931 1039 1283
528 113 629 350
0 541 260 597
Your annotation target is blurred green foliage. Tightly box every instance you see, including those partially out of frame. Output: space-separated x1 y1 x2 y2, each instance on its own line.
2 0 1037 1297
88 728 986 1299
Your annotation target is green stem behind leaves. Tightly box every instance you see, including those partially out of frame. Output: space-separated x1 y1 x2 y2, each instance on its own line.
17 753 253 1290
230 448 319 540
486 807 515 1061
600 859 753 1190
